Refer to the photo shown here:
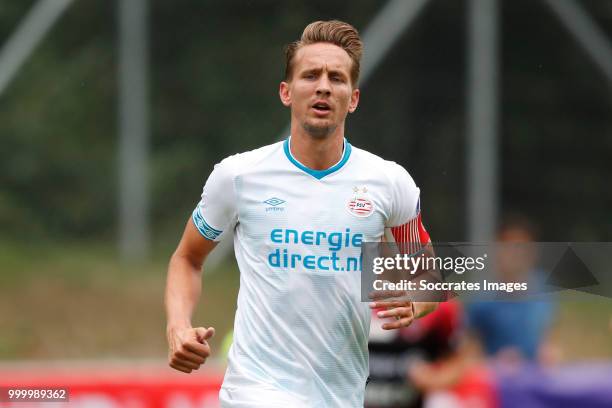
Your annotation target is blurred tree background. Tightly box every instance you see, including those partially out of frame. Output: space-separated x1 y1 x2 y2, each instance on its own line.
0 0 611 360
1 0 610 245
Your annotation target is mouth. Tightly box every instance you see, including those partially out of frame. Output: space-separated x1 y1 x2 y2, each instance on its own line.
311 101 331 115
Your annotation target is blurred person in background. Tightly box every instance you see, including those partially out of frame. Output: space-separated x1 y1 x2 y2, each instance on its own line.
366 300 463 408
393 216 560 408
165 20 436 407
467 214 557 364
367 300 498 408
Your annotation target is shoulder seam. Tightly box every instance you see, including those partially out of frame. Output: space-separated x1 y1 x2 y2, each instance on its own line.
231 141 284 179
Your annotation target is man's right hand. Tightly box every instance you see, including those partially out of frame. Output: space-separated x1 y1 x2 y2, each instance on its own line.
167 326 215 373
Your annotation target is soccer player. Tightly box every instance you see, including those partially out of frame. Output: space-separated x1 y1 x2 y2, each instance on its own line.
165 20 437 407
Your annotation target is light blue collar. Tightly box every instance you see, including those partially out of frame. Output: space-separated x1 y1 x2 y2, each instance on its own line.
283 136 352 180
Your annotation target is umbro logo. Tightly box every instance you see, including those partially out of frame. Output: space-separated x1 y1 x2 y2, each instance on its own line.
263 197 285 207
264 197 285 212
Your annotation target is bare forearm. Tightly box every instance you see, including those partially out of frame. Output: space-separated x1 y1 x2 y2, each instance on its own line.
414 301 437 319
165 254 203 330
413 241 439 319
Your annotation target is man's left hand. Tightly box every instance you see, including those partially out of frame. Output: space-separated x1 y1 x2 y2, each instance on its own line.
369 300 416 330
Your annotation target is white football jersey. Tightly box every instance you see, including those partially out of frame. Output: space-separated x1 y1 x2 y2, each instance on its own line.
192 137 420 407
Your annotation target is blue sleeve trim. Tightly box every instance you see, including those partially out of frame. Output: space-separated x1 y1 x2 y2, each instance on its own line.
192 208 222 240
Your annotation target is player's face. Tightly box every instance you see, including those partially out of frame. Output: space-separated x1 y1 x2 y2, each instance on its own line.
280 43 360 139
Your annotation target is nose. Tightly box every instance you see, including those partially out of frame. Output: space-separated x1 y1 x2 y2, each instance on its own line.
316 75 331 96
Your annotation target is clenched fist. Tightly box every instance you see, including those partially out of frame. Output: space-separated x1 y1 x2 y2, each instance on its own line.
167 326 215 373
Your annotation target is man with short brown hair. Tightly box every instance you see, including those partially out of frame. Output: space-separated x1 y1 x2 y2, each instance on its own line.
165 20 435 407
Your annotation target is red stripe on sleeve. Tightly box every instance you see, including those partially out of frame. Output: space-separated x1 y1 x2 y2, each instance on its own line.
390 212 430 254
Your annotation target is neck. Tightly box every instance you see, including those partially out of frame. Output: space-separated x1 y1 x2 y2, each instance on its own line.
289 123 345 170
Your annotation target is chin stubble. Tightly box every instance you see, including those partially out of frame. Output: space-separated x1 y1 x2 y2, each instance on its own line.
301 122 338 139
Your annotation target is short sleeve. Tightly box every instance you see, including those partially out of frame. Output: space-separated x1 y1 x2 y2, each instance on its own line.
192 159 238 241
386 163 421 228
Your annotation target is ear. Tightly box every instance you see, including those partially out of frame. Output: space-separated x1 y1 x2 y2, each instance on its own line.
348 88 360 113
279 81 291 107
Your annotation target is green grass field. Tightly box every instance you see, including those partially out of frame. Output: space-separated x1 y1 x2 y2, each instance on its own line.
0 240 610 361
0 240 238 360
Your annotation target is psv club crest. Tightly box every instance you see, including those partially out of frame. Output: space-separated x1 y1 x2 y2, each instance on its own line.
347 186 374 218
